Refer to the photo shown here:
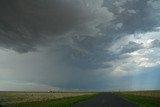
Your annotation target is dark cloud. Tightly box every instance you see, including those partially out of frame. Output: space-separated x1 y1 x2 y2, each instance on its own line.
0 0 159 53
0 0 114 90
120 41 143 54
150 39 160 48
0 0 102 53
0 0 68 52
102 0 160 36
66 37 112 70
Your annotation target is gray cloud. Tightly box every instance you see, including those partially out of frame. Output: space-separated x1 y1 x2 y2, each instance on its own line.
0 0 160 91
102 0 160 36
0 0 159 53
150 39 160 48
0 0 114 90
120 41 143 54
0 0 113 53
0 0 75 52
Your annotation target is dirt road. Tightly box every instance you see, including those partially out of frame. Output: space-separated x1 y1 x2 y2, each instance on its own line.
73 93 138 107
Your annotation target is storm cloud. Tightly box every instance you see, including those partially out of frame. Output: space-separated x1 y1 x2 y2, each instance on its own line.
0 0 160 91
0 0 113 53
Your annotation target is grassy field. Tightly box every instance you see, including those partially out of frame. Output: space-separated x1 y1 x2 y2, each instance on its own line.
10 94 97 107
121 90 160 98
0 92 96 107
116 91 160 107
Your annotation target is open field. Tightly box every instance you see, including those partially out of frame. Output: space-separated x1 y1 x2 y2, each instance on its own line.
116 91 160 107
1 91 160 107
0 91 95 106
11 94 97 107
120 90 160 98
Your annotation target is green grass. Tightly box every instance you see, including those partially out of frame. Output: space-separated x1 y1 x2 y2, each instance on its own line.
10 94 97 107
117 94 160 107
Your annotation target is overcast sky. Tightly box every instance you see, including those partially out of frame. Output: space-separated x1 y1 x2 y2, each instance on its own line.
0 0 160 91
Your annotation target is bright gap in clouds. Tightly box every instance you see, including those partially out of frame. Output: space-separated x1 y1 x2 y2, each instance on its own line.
108 29 160 77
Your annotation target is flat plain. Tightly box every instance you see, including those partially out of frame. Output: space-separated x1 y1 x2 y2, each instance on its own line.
119 90 160 97
1 91 160 107
116 90 160 107
0 91 94 106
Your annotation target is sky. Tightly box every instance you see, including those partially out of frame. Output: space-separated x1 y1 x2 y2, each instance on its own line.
0 0 160 91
